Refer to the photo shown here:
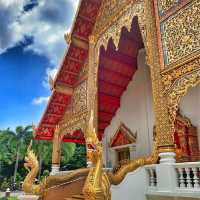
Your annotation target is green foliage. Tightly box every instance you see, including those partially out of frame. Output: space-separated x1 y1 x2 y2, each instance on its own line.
8 197 20 200
0 178 10 191
0 125 86 191
0 197 20 200
62 144 87 170
0 197 7 200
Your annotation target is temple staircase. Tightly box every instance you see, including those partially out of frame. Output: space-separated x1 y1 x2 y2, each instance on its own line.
65 194 84 200
43 170 88 200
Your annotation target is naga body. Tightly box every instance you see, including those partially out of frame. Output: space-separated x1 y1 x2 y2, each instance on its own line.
22 111 158 199
22 142 46 195
82 111 111 200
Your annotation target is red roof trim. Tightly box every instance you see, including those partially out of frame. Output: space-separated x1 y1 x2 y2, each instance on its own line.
35 0 102 142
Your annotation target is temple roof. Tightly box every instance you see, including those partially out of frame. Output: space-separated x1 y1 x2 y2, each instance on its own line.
35 0 144 143
110 123 137 148
34 0 102 143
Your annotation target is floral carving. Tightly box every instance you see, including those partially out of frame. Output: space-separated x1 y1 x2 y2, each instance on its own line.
93 0 133 37
161 0 200 66
162 57 200 92
157 0 180 15
61 111 88 135
59 81 88 135
72 80 87 114
96 1 145 50
167 69 200 125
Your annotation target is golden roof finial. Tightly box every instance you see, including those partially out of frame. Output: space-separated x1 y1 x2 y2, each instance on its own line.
64 33 71 45
48 75 54 91
32 123 37 138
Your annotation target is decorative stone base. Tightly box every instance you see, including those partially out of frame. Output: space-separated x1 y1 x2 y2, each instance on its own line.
159 152 176 164
19 194 39 200
147 193 200 200
50 164 60 175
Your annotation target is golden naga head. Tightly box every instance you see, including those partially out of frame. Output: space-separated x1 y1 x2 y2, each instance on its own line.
86 110 98 144
86 110 103 163
24 140 38 171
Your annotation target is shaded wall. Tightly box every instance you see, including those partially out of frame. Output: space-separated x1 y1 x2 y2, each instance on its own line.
102 49 154 167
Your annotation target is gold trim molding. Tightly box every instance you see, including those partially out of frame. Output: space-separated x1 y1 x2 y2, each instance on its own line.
167 68 200 125
60 111 88 135
162 56 200 92
93 0 144 43
95 1 146 51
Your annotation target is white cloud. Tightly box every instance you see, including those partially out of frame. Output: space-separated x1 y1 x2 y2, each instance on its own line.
0 0 80 86
21 0 79 64
32 96 49 105
0 0 80 107
0 0 25 54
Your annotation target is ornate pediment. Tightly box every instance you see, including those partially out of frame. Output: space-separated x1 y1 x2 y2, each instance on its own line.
58 80 88 143
160 0 200 67
93 0 129 36
157 0 180 16
110 123 137 148
92 0 144 41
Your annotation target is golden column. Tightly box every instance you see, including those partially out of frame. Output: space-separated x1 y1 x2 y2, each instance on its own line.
145 0 175 163
51 125 64 174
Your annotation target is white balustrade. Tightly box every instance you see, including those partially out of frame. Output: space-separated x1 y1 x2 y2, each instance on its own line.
146 161 200 198
145 165 157 188
175 162 200 190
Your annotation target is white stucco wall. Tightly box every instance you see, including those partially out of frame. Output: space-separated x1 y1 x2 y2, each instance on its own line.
179 84 200 148
102 49 154 167
111 167 148 200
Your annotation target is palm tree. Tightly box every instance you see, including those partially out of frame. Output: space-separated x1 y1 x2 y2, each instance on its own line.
0 129 18 165
11 126 32 186
61 142 76 164
32 140 52 180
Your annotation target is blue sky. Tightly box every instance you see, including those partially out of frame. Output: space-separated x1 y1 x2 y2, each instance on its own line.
0 0 79 130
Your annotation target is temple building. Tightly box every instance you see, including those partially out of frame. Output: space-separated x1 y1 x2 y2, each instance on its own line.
22 1 200 200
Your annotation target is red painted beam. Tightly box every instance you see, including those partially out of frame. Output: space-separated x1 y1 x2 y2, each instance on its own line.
99 121 110 130
98 111 114 122
98 106 118 114
100 56 137 76
98 69 132 87
63 138 85 144
99 94 120 107
99 80 125 97
101 50 136 65
99 66 133 79
98 79 127 90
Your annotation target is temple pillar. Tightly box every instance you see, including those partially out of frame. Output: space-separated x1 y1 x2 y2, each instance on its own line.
86 147 93 167
129 146 136 160
51 126 64 175
145 0 175 163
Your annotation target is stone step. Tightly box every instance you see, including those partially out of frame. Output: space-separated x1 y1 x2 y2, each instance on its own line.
65 194 84 200
71 194 84 199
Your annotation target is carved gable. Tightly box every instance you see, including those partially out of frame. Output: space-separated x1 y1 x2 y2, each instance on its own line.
110 123 137 147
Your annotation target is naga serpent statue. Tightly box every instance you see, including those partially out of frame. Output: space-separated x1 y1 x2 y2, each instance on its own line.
22 141 47 195
82 110 111 200
22 110 158 199
22 140 89 196
22 114 110 200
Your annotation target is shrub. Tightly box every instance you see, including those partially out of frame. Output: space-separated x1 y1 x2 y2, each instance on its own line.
8 197 20 200
0 179 10 191
0 197 19 200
